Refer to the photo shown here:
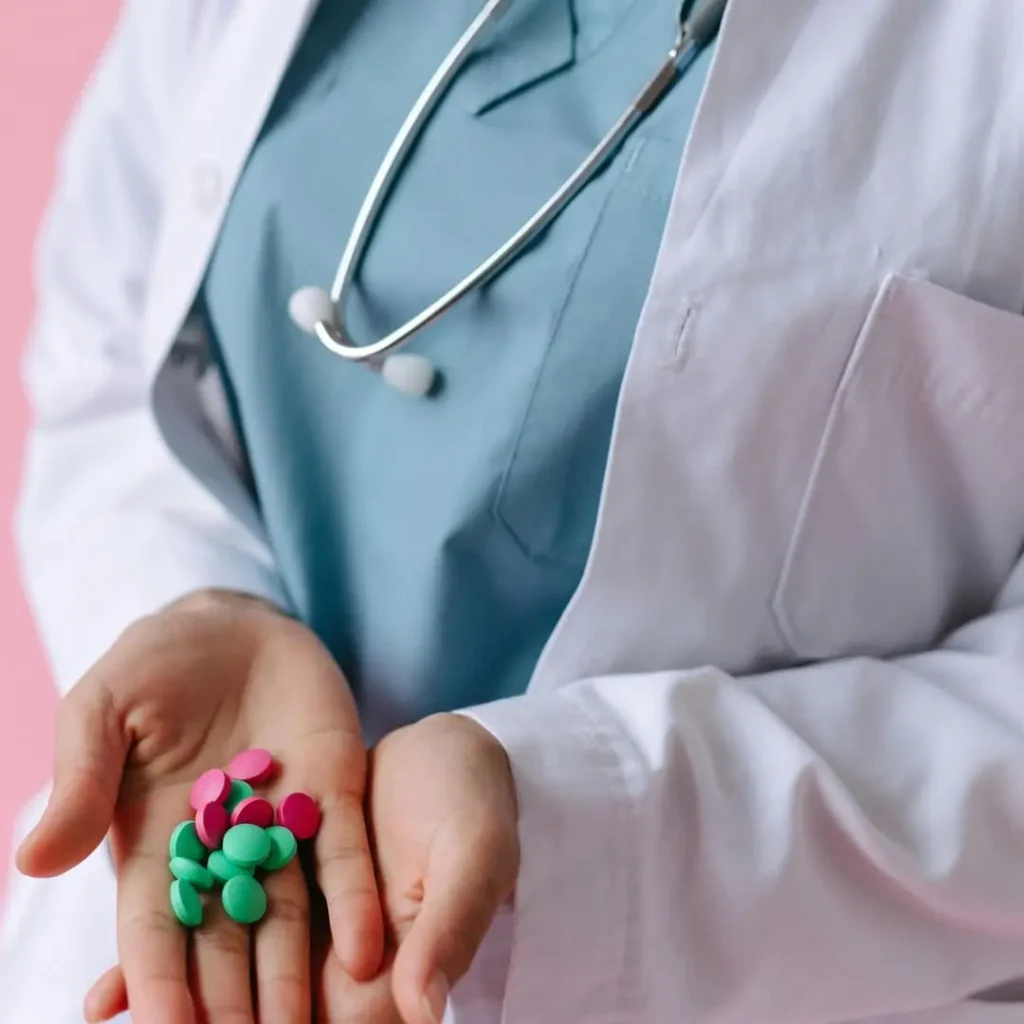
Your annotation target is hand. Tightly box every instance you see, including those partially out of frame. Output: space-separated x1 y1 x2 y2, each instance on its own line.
333 713 520 1024
87 866 403 1023
17 589 384 1024
313 879 402 1023
86 866 404 1023
84 712 519 1023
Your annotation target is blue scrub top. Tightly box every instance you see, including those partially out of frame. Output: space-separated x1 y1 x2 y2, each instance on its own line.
203 0 714 740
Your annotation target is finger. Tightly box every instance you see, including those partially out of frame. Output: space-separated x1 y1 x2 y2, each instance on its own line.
17 680 128 877
315 790 384 980
391 826 516 1024
253 859 309 1024
313 923 401 1024
318 968 403 1024
117 846 194 1024
85 965 129 1022
190 889 254 1023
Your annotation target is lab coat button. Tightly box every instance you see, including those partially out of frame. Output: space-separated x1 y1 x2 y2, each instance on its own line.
191 162 224 213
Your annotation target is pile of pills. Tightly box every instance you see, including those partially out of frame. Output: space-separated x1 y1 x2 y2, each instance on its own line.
168 748 322 928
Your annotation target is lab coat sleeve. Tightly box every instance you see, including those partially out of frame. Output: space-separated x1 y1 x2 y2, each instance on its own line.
464 557 1024 1022
16 0 289 695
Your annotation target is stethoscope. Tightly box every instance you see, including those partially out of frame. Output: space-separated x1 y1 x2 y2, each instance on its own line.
288 0 727 397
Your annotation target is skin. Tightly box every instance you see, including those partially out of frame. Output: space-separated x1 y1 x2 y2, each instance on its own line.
84 713 521 1023
17 590 384 1024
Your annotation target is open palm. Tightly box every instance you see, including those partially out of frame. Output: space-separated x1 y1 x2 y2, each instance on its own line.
18 592 383 1024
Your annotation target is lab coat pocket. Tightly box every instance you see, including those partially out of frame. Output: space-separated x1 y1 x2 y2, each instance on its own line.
773 272 1024 661
493 136 683 569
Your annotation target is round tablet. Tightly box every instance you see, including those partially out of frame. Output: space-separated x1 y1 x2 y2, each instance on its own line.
222 874 268 925
170 879 203 928
222 824 271 868
261 826 298 871
189 768 231 811
169 821 206 862
276 793 321 841
170 857 214 893
207 849 254 884
230 796 275 829
226 748 276 786
195 802 229 849
224 779 254 813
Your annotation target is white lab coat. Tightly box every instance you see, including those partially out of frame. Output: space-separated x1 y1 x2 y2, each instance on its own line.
5 1 1024 1021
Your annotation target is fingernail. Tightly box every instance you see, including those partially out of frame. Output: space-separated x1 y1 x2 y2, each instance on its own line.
422 971 449 1024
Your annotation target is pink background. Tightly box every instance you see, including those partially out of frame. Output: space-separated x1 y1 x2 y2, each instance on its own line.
0 1 119 891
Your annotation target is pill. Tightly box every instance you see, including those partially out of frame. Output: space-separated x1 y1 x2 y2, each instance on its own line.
207 849 255 884
195 802 229 849
222 824 272 868
170 879 203 928
169 821 207 862
170 857 215 893
189 768 231 811
222 873 268 925
224 779 254 813
227 748 276 786
230 796 275 829
261 826 298 871
276 793 321 841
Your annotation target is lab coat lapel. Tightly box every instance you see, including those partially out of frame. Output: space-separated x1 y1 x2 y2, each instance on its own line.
533 0 1024 691
140 0 319 382
529 0 784 688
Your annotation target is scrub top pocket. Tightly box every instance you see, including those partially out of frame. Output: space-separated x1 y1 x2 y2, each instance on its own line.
772 272 1024 662
493 135 685 570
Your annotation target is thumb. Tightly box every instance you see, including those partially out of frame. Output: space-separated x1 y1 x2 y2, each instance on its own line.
391 825 517 1024
17 680 128 878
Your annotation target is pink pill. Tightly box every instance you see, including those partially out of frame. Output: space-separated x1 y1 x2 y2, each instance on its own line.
230 796 275 829
226 748 276 786
276 793 321 841
195 801 229 849
189 768 231 812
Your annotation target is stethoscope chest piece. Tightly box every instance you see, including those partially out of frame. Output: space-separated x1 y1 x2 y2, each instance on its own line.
288 285 437 397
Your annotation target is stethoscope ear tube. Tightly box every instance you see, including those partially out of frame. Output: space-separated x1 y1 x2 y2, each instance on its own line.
289 0 726 395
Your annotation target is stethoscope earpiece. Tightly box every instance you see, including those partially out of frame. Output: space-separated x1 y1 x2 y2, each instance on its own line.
288 285 335 336
381 353 436 397
289 285 437 397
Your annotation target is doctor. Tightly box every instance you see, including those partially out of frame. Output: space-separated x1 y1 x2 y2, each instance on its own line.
5 0 1024 1020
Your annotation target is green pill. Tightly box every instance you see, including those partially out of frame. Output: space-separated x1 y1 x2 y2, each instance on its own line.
261 826 298 871
208 849 254 883
222 824 271 868
222 874 268 925
170 879 203 928
170 857 214 892
224 779 254 813
169 821 206 863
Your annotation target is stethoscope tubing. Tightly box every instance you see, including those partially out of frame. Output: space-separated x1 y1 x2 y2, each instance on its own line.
296 0 726 386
